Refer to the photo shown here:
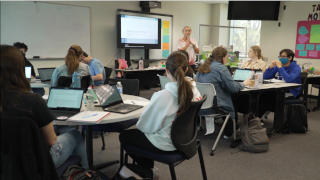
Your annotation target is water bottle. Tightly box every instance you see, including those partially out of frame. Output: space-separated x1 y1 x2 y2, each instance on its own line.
116 82 123 94
72 72 81 88
86 86 94 111
255 71 263 88
139 57 144 70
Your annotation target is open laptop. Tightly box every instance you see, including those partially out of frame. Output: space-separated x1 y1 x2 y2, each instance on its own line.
25 66 32 81
94 84 143 114
38 68 55 82
233 69 252 82
47 87 84 119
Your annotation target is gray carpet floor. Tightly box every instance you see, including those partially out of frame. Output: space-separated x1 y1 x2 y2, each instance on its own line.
90 87 320 180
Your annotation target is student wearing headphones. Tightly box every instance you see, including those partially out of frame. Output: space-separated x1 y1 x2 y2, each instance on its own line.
264 49 301 99
1 45 88 169
51 45 92 87
119 51 201 179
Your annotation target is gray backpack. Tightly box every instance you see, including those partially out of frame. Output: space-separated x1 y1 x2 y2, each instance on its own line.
239 113 269 153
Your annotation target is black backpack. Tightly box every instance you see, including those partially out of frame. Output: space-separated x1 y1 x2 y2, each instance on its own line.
62 165 102 180
283 104 308 133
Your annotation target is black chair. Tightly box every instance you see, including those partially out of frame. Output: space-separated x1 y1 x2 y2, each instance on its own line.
57 75 91 93
104 66 113 78
105 78 140 96
121 95 208 180
1 115 81 179
285 72 308 106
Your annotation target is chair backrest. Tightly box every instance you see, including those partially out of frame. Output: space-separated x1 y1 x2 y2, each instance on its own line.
196 82 217 110
104 67 113 78
57 75 91 93
159 75 171 90
171 95 207 159
104 78 140 96
299 72 308 96
1 115 58 179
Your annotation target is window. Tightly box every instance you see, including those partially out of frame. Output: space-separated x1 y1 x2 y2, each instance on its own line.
229 20 261 58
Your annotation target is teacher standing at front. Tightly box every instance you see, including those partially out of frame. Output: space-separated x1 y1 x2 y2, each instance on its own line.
177 26 199 72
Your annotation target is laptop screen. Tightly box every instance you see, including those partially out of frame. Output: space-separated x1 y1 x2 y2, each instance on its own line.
233 69 252 81
38 68 55 82
25 66 31 80
47 88 84 110
94 84 123 108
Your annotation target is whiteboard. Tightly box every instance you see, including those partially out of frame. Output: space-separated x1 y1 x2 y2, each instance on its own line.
0 1 90 59
118 10 173 59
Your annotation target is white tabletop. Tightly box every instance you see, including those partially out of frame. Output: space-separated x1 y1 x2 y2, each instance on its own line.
115 68 165 72
30 79 51 88
241 83 301 92
53 94 149 125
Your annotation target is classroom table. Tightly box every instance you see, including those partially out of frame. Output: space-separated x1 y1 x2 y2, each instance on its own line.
236 82 301 133
53 94 149 169
303 75 320 111
30 79 51 88
115 68 165 87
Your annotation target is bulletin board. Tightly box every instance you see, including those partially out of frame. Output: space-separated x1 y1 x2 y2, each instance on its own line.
295 20 320 59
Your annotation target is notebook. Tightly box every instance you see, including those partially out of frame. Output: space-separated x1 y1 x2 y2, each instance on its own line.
37 68 55 82
68 111 110 124
47 87 84 120
25 66 32 81
94 84 143 114
233 69 252 82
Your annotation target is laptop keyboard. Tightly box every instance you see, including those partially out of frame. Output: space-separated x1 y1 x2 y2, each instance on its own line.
107 104 142 113
52 111 77 118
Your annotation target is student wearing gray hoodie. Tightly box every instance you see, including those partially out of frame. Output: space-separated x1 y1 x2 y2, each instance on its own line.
119 51 202 175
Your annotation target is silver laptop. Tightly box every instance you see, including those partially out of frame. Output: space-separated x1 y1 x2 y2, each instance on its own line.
25 66 32 81
233 69 252 82
38 68 55 82
94 84 143 114
47 87 84 119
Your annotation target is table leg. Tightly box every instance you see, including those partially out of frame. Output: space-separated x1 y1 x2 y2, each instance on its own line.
85 125 93 169
303 79 309 109
273 90 285 132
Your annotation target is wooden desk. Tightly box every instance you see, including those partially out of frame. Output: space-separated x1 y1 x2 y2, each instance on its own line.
53 94 149 169
115 68 165 87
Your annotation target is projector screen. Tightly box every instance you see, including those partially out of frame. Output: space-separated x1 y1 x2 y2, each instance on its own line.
117 14 161 49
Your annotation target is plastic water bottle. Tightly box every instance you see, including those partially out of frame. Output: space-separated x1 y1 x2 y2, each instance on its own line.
72 72 81 88
139 57 144 70
255 71 263 88
116 82 123 94
86 86 94 111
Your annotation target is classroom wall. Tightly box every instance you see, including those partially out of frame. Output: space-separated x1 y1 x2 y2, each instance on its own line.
26 1 212 77
260 1 320 68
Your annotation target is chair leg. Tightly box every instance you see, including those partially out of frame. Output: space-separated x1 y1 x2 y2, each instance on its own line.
309 87 313 103
100 131 105 150
197 141 208 180
168 163 177 180
210 114 230 156
232 118 236 140
120 145 124 167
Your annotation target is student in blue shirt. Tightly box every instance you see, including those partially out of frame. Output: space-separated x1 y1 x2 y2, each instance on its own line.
264 49 301 98
81 52 106 86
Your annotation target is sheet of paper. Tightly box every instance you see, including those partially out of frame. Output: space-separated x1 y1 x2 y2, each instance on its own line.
67 111 110 123
296 44 305 50
205 117 215 136
270 79 286 83
124 100 149 106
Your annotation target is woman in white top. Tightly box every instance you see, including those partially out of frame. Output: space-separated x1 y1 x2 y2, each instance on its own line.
240 45 266 73
177 26 200 71
119 51 202 173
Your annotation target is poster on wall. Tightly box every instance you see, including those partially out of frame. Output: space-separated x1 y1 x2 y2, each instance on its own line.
162 20 170 58
295 20 320 59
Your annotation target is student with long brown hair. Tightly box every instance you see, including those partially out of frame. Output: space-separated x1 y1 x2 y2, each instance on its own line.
51 45 92 87
0 45 88 169
119 51 202 178
197 47 251 139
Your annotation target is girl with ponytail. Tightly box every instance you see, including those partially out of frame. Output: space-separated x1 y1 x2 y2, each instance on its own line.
197 47 251 139
119 51 202 176
51 45 92 87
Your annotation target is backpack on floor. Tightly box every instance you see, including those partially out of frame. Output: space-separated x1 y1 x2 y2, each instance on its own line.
239 113 269 153
283 104 308 133
62 165 102 180
112 164 153 180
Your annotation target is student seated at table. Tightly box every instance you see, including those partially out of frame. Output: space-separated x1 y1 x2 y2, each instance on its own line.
264 49 301 99
51 45 92 87
119 51 202 178
81 51 106 86
0 45 88 169
179 50 195 78
196 47 251 139
240 45 266 73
